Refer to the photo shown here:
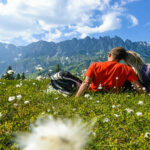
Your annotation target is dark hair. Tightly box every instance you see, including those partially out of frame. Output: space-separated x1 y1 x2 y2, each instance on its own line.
110 47 127 60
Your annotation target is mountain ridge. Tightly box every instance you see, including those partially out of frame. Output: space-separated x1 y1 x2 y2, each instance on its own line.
0 36 150 76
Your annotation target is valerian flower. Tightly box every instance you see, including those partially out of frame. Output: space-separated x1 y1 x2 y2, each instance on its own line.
112 105 116 108
103 118 110 123
114 114 119 118
16 116 89 150
16 95 22 100
8 96 15 102
136 112 142 116
24 101 30 104
144 132 150 138
125 108 134 113
36 75 43 80
84 94 90 98
7 70 14 74
138 101 143 105
35 65 43 72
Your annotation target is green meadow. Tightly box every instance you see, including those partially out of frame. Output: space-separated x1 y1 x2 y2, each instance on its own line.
0 79 150 149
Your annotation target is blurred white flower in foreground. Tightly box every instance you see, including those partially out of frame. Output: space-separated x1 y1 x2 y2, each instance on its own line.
0 112 2 117
138 101 143 105
16 116 89 150
8 96 15 102
125 108 134 114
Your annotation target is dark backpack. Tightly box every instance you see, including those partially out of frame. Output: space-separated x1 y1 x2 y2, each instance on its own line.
50 71 82 95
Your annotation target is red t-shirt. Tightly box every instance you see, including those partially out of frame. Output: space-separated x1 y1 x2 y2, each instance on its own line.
86 61 138 91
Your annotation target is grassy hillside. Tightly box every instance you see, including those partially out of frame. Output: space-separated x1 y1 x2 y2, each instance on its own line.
0 79 150 149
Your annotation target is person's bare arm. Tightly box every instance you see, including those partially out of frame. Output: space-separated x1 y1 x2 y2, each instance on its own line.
75 76 92 97
131 80 145 93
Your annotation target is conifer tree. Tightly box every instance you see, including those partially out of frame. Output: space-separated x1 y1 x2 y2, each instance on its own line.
21 72 25 80
16 73 21 80
55 64 61 72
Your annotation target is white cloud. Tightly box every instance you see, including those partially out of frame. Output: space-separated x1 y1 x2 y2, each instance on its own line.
44 29 62 42
120 0 139 6
0 0 140 45
127 14 139 27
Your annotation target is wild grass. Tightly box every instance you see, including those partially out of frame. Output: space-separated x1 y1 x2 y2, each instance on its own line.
0 79 150 149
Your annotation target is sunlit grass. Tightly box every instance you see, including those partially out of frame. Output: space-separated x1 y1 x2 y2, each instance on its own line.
0 79 150 149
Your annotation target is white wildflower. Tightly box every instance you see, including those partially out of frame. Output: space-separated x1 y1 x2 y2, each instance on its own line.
138 101 143 105
72 108 76 111
89 97 93 100
49 69 52 72
16 116 89 150
114 114 119 117
117 104 121 107
98 84 102 90
84 94 90 98
136 112 142 116
125 108 134 113
24 101 30 104
16 95 22 100
7 70 14 74
8 96 15 102
16 84 21 88
14 103 18 106
144 132 150 138
35 65 43 71
36 75 43 80
92 132 96 137
116 77 119 80
47 86 54 93
96 100 100 103
103 118 110 123
142 87 146 91
112 105 116 108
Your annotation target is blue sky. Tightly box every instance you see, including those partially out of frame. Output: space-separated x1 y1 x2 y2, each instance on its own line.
0 0 149 46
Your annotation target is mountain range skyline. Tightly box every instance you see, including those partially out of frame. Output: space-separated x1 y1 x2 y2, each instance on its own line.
0 35 150 77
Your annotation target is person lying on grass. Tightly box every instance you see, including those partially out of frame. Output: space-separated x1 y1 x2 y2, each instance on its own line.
124 50 150 93
75 47 144 97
